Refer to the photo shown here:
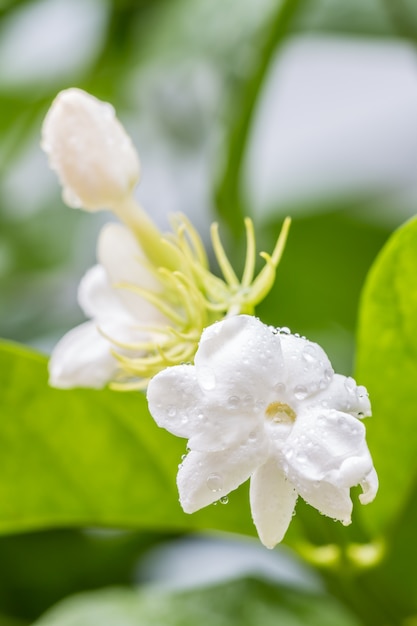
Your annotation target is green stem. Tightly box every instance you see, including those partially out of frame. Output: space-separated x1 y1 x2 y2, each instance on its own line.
113 196 183 271
215 0 302 234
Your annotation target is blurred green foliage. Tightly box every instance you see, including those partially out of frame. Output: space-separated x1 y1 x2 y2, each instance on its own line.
33 577 360 626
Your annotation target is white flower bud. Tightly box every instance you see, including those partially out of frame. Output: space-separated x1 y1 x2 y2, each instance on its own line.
41 88 140 211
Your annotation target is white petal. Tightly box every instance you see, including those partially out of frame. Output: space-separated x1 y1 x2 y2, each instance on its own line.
78 264 128 320
296 479 353 525
308 374 372 418
359 467 378 505
250 456 297 549
285 408 374 488
283 408 376 522
177 436 269 513
195 315 284 401
147 365 261 452
78 262 152 347
41 88 140 211
98 222 166 324
49 321 117 389
278 334 334 405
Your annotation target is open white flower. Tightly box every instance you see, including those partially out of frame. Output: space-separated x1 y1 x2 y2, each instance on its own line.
147 315 378 549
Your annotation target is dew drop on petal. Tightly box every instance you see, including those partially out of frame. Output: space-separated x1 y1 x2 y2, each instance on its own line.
242 395 253 407
168 406 176 418
357 385 368 398
302 344 317 363
324 368 334 383
278 326 291 335
227 395 240 409
294 385 308 400
274 382 286 394
219 496 229 504
296 453 307 464
344 377 356 393
255 399 265 412
206 473 223 492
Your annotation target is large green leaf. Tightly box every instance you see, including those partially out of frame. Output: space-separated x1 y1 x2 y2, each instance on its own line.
0 341 255 536
33 578 360 626
356 215 417 536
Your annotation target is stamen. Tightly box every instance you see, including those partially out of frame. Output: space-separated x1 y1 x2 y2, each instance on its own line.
210 222 240 288
241 217 256 288
116 282 185 326
265 401 296 424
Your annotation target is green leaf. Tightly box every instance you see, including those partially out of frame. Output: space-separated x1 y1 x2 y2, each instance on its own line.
356 215 417 536
0 341 256 536
33 578 360 626
257 209 390 373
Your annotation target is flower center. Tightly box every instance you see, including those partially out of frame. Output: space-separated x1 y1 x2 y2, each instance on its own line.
265 401 296 424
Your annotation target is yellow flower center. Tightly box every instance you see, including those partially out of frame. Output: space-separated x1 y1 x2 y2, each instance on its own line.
265 401 296 424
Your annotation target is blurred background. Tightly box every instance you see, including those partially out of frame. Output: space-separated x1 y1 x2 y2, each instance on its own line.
1 0 417 624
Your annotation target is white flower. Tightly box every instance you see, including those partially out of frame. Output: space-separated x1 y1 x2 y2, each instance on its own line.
147 315 378 549
41 88 140 211
49 222 167 389
42 88 293 389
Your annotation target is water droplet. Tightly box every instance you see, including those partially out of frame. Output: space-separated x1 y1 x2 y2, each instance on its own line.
219 495 229 504
206 473 223 492
274 382 286 394
294 385 308 401
317 415 327 426
302 344 317 363
344 377 356 393
296 453 307 464
242 395 253 407
255 399 265 412
248 431 257 443
227 395 240 409
338 416 348 429
168 406 176 418
324 368 334 383
278 326 291 335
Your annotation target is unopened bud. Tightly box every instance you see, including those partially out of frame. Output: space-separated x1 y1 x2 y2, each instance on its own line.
41 88 140 211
